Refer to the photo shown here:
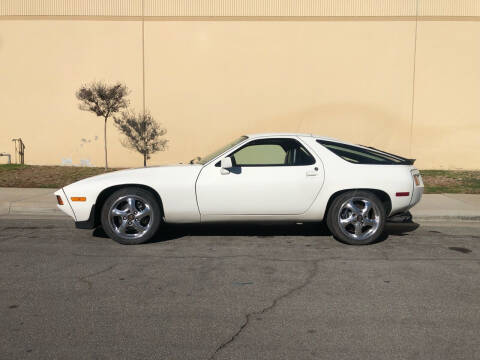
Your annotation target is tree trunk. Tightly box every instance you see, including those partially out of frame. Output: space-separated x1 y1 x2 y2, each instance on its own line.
143 153 147 167
104 117 108 171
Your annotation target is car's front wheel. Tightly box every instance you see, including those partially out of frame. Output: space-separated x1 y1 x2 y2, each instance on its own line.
326 190 386 245
101 187 161 245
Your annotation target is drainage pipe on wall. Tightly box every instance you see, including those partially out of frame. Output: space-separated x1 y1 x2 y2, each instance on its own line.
0 153 11 164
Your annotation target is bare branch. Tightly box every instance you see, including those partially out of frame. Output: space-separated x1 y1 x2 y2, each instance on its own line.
76 81 130 170
114 110 168 166
76 81 130 119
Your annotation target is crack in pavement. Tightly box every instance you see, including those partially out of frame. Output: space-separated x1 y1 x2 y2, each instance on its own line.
208 259 320 360
78 264 117 290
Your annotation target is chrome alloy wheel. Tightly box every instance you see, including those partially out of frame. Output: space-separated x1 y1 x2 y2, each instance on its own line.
337 197 380 241
108 195 153 240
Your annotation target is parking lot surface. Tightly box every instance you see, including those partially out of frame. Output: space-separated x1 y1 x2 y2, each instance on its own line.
1 217 479 359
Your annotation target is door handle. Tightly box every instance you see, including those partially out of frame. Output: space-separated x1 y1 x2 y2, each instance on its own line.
306 168 318 176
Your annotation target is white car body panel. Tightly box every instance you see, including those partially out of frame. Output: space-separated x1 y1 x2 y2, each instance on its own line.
196 165 324 215
299 136 422 220
196 135 325 216
57 165 202 223
55 133 424 225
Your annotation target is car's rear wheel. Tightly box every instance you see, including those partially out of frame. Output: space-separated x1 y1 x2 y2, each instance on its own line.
101 187 161 245
326 190 385 245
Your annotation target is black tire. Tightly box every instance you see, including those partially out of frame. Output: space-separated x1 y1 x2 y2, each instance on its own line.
326 190 386 245
101 187 161 245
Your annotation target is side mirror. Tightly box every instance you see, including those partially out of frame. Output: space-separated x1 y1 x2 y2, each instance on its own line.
221 157 233 169
220 157 233 174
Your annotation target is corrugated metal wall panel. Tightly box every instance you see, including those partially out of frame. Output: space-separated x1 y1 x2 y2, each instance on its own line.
419 0 480 17
0 0 142 16
144 0 419 17
1 0 479 17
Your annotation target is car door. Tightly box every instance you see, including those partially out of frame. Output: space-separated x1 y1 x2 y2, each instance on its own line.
195 137 324 216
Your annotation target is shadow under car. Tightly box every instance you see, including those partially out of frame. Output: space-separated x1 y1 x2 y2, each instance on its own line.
92 220 420 244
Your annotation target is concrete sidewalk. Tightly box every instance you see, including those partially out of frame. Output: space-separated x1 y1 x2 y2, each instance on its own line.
0 188 62 216
1 187 480 221
410 193 480 220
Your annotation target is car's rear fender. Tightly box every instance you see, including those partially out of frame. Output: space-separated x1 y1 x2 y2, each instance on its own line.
299 156 418 220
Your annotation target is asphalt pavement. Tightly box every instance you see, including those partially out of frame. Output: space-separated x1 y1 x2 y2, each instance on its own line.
1 217 479 359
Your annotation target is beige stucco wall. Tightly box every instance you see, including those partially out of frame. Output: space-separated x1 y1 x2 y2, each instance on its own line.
0 20 144 167
411 20 480 169
145 20 417 165
0 12 479 169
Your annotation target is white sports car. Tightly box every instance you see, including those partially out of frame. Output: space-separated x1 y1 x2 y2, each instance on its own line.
55 133 423 245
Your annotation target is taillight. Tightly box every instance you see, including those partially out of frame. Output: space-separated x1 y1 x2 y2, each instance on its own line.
56 195 64 205
413 174 421 186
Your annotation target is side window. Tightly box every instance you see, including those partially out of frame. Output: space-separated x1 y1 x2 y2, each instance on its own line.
288 146 316 166
228 138 316 167
233 144 286 166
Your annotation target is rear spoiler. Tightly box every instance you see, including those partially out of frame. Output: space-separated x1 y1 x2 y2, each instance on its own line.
361 145 416 165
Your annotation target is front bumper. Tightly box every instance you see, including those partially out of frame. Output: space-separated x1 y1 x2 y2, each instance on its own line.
74 205 96 229
54 189 76 220
55 188 97 228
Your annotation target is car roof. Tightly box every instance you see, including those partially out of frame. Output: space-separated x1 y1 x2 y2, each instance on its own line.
242 133 412 163
245 132 343 142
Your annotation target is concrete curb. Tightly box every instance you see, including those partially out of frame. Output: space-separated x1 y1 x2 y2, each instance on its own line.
411 216 480 222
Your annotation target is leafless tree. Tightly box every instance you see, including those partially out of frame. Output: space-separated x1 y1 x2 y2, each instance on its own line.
76 81 129 170
114 110 168 167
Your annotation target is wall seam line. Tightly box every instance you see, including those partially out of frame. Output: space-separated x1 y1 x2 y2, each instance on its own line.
142 0 145 117
409 0 419 158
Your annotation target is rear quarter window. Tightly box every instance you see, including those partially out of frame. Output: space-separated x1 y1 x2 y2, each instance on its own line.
317 140 408 165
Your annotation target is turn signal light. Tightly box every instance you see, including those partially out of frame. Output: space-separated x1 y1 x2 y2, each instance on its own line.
56 195 64 205
71 197 87 202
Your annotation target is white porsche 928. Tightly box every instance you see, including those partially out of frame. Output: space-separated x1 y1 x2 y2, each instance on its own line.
55 133 423 245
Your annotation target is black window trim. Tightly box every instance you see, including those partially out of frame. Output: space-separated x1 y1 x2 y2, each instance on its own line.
359 145 415 164
317 139 415 165
215 137 316 167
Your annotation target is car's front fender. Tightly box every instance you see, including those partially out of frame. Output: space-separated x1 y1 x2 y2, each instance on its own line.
57 165 202 224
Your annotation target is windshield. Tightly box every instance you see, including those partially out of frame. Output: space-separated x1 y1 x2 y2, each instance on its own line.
194 136 248 165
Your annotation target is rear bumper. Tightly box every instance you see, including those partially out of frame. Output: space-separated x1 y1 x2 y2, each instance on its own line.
74 205 96 229
387 211 413 223
391 186 423 216
409 168 424 208
410 185 424 208
389 169 424 216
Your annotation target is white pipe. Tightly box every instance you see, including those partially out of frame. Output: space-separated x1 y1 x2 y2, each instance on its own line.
0 153 11 164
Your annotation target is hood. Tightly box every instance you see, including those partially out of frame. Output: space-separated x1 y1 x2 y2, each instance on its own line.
63 164 203 190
